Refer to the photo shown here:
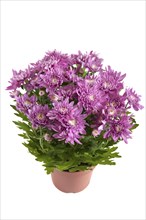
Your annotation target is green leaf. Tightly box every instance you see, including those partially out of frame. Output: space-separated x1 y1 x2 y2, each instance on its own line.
44 166 54 174
18 133 29 139
13 121 31 132
131 123 139 130
11 105 28 121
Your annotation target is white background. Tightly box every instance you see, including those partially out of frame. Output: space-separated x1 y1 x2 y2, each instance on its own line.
1 1 145 220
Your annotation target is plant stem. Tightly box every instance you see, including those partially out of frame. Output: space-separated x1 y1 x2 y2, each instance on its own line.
39 127 45 152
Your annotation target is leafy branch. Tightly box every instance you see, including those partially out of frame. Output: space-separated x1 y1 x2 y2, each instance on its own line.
11 105 126 174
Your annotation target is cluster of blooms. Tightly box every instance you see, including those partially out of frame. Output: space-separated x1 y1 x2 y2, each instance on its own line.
7 50 143 145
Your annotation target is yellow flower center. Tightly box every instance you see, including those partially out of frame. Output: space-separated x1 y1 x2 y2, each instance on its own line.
52 78 58 84
91 64 97 69
24 100 31 106
116 125 122 132
68 119 76 126
37 113 44 120
60 107 68 113
51 94 59 101
103 81 110 89
88 95 94 101
39 90 45 96
108 108 116 115
92 129 98 137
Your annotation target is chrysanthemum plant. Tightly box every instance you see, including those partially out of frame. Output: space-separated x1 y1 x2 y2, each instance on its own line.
7 50 143 174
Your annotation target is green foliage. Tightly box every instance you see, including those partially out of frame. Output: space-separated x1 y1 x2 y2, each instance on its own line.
130 116 139 130
11 106 138 174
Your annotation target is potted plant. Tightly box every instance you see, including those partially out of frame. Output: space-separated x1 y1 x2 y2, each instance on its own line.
7 50 143 193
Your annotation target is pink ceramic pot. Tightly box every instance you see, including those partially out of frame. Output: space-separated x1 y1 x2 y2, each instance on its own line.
51 168 94 193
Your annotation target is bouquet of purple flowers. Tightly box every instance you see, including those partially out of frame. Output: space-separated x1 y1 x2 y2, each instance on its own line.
7 50 143 173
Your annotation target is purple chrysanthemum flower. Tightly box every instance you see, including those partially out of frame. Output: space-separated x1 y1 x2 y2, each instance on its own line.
48 92 61 102
71 51 103 73
103 115 132 143
16 94 37 114
91 112 106 137
49 84 77 102
42 50 72 71
47 98 87 144
125 88 144 111
40 68 67 92
10 90 20 98
27 73 44 90
30 60 44 74
77 81 106 114
7 68 32 91
59 84 76 98
101 93 127 119
76 74 99 87
98 66 126 93
47 98 74 120
28 104 49 129
28 50 71 79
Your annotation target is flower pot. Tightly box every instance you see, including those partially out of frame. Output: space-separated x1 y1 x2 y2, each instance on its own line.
51 168 94 193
